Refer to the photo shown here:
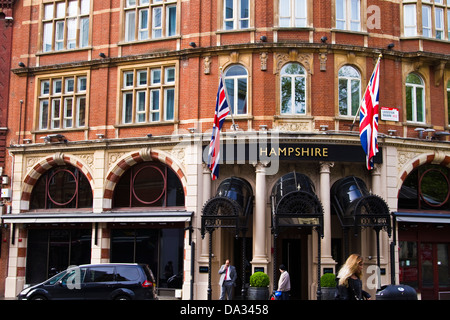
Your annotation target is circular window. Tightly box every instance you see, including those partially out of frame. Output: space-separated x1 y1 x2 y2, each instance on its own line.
419 169 450 207
47 169 78 206
132 165 166 204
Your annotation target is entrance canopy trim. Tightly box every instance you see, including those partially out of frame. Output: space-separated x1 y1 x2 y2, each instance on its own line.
1 210 193 224
394 211 450 224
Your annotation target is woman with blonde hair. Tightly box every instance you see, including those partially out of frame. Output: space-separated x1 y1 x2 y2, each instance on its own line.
335 254 371 300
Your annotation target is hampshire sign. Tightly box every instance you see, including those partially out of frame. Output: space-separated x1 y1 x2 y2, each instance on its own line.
203 143 382 164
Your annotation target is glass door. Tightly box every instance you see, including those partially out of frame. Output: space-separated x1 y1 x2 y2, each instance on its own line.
420 243 434 299
437 244 450 296
419 243 450 299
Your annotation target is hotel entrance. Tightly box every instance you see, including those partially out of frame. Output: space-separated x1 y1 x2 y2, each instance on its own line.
275 234 309 299
271 172 324 300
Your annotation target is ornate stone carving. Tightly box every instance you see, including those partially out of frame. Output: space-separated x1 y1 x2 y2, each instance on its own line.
139 147 153 161
203 56 211 74
108 152 126 168
276 121 312 132
76 154 94 168
53 152 65 165
260 52 268 71
274 50 313 75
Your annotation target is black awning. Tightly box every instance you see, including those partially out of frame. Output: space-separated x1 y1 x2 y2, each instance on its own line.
272 190 324 236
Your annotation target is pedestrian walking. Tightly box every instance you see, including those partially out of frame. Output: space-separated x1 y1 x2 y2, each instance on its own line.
335 254 371 300
218 259 237 300
278 264 291 300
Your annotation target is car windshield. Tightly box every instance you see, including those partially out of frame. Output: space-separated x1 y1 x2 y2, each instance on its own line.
45 270 69 285
44 267 86 285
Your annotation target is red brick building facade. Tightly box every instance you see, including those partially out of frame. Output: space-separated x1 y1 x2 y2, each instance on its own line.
1 0 450 299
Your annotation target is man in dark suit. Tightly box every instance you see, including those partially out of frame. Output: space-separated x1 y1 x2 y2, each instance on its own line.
218 259 237 300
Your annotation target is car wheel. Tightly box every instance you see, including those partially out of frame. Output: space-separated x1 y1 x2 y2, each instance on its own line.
115 295 131 300
31 295 47 300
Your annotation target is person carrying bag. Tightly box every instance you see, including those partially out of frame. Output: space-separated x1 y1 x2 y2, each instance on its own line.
335 254 371 300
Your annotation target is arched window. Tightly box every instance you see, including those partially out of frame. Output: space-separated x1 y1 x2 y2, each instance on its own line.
280 63 306 115
224 65 248 115
113 161 184 208
29 165 93 210
338 65 361 116
398 164 450 210
406 73 425 123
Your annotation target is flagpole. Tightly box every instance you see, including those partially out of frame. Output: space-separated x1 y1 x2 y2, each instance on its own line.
350 54 382 130
219 67 237 131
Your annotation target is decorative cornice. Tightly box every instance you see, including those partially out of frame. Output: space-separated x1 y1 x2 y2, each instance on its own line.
11 42 450 77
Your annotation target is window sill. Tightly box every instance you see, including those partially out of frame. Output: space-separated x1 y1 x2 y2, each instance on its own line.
118 35 181 46
400 36 449 43
36 46 92 56
403 121 432 128
273 27 314 32
331 28 369 36
114 121 178 128
334 115 358 121
274 115 313 120
32 127 87 135
216 28 256 35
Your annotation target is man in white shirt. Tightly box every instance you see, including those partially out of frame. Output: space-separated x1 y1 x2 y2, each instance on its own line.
278 264 291 300
218 259 237 300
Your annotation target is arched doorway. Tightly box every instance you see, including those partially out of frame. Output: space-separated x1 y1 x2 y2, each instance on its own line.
110 160 186 292
26 164 93 284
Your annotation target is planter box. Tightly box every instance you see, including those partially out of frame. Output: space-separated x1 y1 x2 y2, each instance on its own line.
321 287 337 300
247 287 269 300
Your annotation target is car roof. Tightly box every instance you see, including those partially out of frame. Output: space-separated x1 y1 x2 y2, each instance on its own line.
76 263 143 268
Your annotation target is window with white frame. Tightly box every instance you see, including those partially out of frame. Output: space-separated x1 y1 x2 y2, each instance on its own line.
42 0 90 52
447 80 450 125
124 0 177 42
422 5 432 37
336 0 361 31
223 0 249 30
403 0 450 40
338 65 361 116
404 4 417 36
224 65 248 115
280 63 307 115
279 0 307 28
38 75 87 130
405 73 425 123
121 65 176 125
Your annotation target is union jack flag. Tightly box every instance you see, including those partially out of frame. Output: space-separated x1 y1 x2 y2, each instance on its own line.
359 57 381 170
208 76 230 180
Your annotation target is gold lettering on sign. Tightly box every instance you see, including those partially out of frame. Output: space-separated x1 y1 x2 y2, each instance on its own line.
259 147 329 158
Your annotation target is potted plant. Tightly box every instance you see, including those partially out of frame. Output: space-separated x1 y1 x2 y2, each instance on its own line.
247 272 270 300
320 273 337 300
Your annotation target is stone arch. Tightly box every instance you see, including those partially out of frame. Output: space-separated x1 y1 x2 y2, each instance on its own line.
103 147 187 210
398 151 450 195
20 152 94 211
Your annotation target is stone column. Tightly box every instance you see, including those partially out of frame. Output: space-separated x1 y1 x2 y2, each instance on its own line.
251 162 268 271
319 162 336 272
200 163 212 260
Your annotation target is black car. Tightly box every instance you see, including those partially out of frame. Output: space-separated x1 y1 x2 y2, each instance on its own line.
18 263 157 300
